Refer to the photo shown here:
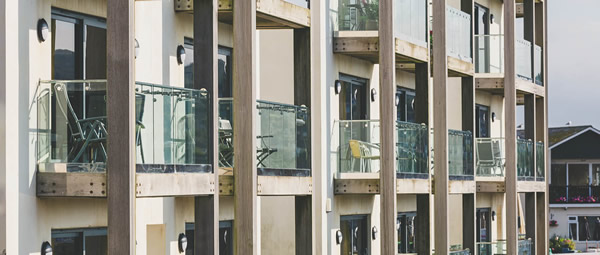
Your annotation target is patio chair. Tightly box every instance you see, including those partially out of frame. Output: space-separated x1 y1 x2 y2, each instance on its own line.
476 139 496 175
218 118 234 168
53 83 107 164
348 139 380 173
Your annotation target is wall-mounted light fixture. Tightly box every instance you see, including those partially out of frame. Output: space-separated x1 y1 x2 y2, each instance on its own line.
492 211 496 221
491 112 496 122
490 14 495 24
41 241 52 255
371 226 378 240
396 219 401 230
334 80 342 95
336 230 343 244
176 45 186 65
370 88 377 102
178 233 188 253
135 39 140 59
37 19 49 42
395 94 401 106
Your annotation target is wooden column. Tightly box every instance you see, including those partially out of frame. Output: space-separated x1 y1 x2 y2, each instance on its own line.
536 192 547 255
416 194 431 254
524 94 536 181
537 2 548 254
107 0 135 253
462 194 475 253
524 0 535 81
504 0 519 254
294 28 311 108
193 0 219 253
295 196 312 255
379 0 397 254
433 0 449 253
415 63 429 125
233 0 258 254
525 193 537 254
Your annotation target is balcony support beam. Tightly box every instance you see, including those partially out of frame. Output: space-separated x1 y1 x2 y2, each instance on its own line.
193 0 220 252
415 63 429 125
233 0 258 254
504 0 519 254
295 196 312 255
525 192 537 254
432 0 449 253
537 192 547 255
378 0 397 254
462 194 475 253
106 0 136 253
416 194 431 254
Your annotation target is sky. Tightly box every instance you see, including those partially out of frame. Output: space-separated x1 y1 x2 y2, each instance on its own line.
547 0 600 128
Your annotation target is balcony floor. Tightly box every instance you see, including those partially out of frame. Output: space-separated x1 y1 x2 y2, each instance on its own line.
475 74 545 97
218 174 312 196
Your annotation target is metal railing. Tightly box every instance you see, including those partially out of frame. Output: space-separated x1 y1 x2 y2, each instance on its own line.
218 98 311 174
477 241 506 255
36 80 211 173
336 120 381 174
476 137 505 177
550 185 600 203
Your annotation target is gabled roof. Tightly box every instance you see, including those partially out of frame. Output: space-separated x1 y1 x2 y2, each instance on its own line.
549 125 600 149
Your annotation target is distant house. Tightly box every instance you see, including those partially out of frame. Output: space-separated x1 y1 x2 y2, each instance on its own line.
548 125 600 250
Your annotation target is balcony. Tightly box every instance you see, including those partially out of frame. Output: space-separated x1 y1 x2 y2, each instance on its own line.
474 34 544 95
477 241 506 255
218 98 311 177
396 121 428 178
518 239 533 255
36 80 214 197
449 129 474 180
475 138 505 178
445 6 474 77
550 185 600 204
333 0 429 64
517 138 534 181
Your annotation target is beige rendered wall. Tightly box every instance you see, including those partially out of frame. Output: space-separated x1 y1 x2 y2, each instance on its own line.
548 206 600 251
332 195 382 255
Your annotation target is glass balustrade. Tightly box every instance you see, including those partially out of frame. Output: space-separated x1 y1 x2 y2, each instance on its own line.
36 80 211 173
477 241 507 255
446 6 472 62
337 0 379 31
218 98 311 176
516 39 533 82
475 138 505 177
336 120 381 174
396 121 428 177
394 0 428 47
449 249 471 255
536 141 545 181
449 129 474 178
534 45 543 85
474 34 504 74
518 239 533 255
517 138 534 180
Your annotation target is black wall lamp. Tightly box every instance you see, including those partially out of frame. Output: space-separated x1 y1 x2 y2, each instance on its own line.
371 226 378 240
395 93 401 106
176 45 186 65
492 112 497 122
37 18 49 42
490 14 495 24
370 88 377 102
178 233 188 253
135 39 140 59
334 80 342 95
41 241 52 255
335 230 343 244
492 211 496 221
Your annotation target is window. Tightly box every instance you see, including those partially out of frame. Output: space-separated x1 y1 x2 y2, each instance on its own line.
396 87 416 123
339 74 368 121
185 221 233 255
551 164 566 186
475 104 490 138
573 216 600 241
340 215 369 255
51 228 107 255
397 212 416 253
568 216 578 241
182 40 233 98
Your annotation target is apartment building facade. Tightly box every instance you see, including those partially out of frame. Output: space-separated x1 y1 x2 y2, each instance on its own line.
0 0 548 254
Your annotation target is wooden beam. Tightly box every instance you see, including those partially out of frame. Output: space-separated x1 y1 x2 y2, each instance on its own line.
415 63 429 125
524 94 535 141
433 0 449 253
536 98 545 143
525 193 537 254
233 0 258 253
476 181 506 193
416 194 431 254
257 176 312 196
295 196 312 255
524 0 535 82
462 194 475 253
294 28 311 107
107 0 135 253
504 0 519 254
135 173 215 197
37 172 106 197
334 178 380 195
462 77 474 134
193 0 219 252
396 178 430 194
379 0 397 253
536 192 547 255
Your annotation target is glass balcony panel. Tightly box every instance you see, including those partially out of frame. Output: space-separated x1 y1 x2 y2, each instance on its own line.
516 39 532 81
337 120 381 174
517 138 534 180
534 45 543 85
394 0 428 47
337 0 379 32
536 141 544 181
474 35 504 74
477 241 507 255
36 80 211 173
396 121 428 175
518 239 533 255
449 129 474 177
446 6 472 62
217 99 310 174
476 138 505 177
